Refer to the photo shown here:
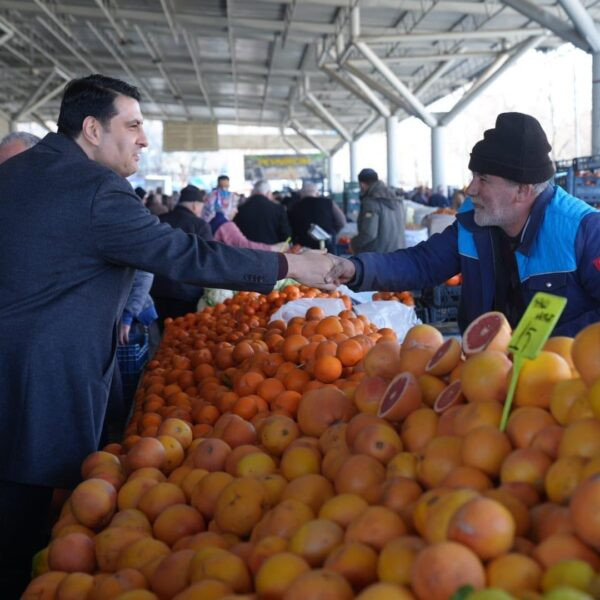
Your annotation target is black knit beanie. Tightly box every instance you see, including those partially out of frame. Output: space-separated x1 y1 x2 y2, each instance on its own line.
468 112 555 184
179 184 203 204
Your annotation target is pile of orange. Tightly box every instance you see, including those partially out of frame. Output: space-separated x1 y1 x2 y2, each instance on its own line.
23 294 600 599
372 291 415 306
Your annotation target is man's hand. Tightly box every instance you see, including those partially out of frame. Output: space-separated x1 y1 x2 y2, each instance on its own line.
326 256 356 286
285 250 340 290
118 322 131 346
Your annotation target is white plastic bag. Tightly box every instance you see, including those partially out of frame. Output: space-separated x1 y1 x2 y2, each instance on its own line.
354 301 421 342
269 298 346 324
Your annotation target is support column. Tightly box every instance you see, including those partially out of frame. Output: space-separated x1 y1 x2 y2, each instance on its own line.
431 125 447 193
386 115 399 188
593 52 600 155
0 114 9 138
349 140 358 182
328 155 335 193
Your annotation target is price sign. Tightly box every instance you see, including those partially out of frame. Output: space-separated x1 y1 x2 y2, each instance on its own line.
499 293 567 431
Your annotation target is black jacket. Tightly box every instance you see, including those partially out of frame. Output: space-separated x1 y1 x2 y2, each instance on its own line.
151 205 214 302
234 194 291 244
289 195 344 251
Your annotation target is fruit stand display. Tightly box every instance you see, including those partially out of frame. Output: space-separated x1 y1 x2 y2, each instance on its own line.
23 284 600 600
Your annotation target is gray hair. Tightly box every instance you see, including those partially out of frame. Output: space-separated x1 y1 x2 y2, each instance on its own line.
252 179 271 196
0 131 40 150
300 181 318 198
531 179 551 196
505 177 551 197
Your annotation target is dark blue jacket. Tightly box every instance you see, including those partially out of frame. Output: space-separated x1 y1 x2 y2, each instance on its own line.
350 185 600 336
0 133 280 488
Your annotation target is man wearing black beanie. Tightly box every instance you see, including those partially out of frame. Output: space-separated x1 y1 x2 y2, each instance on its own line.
325 112 600 336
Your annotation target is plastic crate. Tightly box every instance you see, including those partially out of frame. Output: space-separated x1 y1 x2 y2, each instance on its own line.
117 332 149 375
428 306 458 323
414 306 429 323
432 284 461 307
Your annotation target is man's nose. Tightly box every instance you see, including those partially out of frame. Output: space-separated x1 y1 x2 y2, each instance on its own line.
138 127 149 148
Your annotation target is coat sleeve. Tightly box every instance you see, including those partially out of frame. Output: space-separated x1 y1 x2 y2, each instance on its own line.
122 270 154 322
90 173 279 294
350 220 462 291
216 221 273 250
331 201 347 232
278 206 292 241
555 211 600 334
351 200 379 252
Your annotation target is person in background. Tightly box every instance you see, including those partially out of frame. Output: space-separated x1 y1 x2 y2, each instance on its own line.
351 168 406 253
288 181 346 253
429 185 451 208
146 192 168 216
234 179 292 244
281 188 301 212
151 184 214 327
202 174 238 221
326 112 600 337
411 184 430 205
452 189 466 211
210 207 284 251
134 186 147 202
0 131 40 164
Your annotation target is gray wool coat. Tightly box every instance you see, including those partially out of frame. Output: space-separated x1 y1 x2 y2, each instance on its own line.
0 133 279 488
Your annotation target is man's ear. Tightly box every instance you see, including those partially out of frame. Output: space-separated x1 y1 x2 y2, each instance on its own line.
80 116 102 147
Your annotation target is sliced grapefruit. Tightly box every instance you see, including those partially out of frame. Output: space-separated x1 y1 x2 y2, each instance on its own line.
433 380 465 414
462 311 512 356
426 338 462 376
377 372 422 422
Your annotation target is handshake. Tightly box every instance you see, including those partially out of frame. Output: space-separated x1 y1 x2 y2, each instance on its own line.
285 250 357 291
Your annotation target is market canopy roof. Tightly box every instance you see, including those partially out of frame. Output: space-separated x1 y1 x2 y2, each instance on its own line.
0 0 597 149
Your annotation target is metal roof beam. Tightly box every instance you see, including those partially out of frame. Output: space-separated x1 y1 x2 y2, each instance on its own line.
182 30 214 120
321 64 390 118
502 0 589 51
280 127 302 154
281 0 297 49
261 34 279 123
86 20 167 118
0 14 73 77
440 35 545 125
256 0 519 14
303 77 352 142
354 40 437 127
14 80 66 122
92 0 128 45
33 0 98 70
341 61 403 109
358 27 547 45
134 26 190 117
35 17 97 73
226 0 239 122
14 67 60 121
289 118 331 155
354 111 381 141
159 0 179 44
557 0 600 53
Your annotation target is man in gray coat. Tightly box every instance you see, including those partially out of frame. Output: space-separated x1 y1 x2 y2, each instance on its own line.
0 74 334 596
351 168 406 253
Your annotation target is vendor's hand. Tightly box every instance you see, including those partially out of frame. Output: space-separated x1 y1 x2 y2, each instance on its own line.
118 322 131 346
285 250 339 290
325 256 356 286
